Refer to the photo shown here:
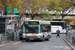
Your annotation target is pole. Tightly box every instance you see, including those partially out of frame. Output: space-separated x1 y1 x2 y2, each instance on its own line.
5 6 7 15
13 8 15 15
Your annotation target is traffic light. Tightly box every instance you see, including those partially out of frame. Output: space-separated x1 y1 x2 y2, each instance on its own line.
14 8 18 13
5 6 10 13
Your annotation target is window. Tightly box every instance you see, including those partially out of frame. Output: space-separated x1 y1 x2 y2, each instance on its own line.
41 24 51 32
0 21 5 34
25 25 39 33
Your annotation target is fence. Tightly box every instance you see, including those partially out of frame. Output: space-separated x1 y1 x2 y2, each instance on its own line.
0 34 2 43
67 29 75 45
14 30 20 41
0 29 20 43
0 34 8 43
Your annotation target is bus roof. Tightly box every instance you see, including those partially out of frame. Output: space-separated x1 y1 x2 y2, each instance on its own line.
28 20 42 21
24 20 50 25
39 21 50 24
50 21 66 22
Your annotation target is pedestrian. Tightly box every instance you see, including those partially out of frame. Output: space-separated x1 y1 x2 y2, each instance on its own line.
66 28 68 37
56 29 60 37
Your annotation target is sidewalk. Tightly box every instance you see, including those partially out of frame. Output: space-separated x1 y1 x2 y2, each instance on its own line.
63 38 75 50
0 41 22 48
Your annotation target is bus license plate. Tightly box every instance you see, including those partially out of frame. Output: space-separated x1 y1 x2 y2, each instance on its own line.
30 38 34 40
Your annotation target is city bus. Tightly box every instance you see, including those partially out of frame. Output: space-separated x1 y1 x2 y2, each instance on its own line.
22 20 51 42
50 21 66 34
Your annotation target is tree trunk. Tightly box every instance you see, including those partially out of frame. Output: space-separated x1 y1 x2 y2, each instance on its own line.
18 19 21 29
62 15 65 21
31 14 34 20
18 16 22 29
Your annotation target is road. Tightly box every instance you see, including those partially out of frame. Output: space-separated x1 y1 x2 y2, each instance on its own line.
0 34 71 50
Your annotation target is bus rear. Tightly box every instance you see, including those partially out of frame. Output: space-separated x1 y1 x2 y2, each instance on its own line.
50 21 66 34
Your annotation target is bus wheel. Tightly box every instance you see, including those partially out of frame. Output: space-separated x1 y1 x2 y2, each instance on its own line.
21 40 25 42
45 39 49 41
26 40 29 42
42 36 45 41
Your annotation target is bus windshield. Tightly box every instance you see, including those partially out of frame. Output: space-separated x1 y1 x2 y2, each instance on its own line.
25 25 39 33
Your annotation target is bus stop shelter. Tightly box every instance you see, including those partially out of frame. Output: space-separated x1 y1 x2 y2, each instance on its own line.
0 15 19 43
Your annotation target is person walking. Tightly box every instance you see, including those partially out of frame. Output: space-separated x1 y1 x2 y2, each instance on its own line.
66 28 68 37
56 29 60 37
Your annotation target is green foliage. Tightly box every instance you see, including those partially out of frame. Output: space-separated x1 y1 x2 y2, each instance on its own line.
40 11 52 21
71 17 75 23
48 0 74 12
72 0 75 5
47 0 63 19
47 0 75 20
0 0 22 14
60 0 74 11
65 0 68 2
49 0 61 11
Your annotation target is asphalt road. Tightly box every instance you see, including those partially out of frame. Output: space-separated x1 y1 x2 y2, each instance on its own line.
0 34 71 50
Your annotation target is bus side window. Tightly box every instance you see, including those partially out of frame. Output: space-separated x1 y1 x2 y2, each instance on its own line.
41 24 50 32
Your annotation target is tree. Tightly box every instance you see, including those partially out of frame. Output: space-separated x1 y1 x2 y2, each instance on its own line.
0 0 49 27
47 0 62 20
40 11 50 21
0 0 23 28
71 17 75 24
20 0 49 18
17 0 50 27
64 17 75 25
48 0 75 20
0 0 22 14
60 0 74 19
64 19 72 25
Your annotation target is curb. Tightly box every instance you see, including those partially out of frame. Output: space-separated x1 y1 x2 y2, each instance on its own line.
0 41 22 48
6 41 22 45
62 38 75 50
14 41 22 45
0 44 6 48
65 38 72 43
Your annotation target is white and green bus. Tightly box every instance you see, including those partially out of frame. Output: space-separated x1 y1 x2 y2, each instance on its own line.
22 20 51 42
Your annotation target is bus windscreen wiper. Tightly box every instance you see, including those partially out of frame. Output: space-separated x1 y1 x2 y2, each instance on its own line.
25 25 38 33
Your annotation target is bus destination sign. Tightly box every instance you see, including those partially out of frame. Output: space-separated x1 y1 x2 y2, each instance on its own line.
24 21 39 24
24 22 29 24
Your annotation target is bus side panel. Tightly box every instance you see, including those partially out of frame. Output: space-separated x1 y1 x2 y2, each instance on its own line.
41 24 51 39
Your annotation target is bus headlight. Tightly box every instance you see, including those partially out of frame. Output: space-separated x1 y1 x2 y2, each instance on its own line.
38 33 43 36
22 33 26 38
37 33 43 38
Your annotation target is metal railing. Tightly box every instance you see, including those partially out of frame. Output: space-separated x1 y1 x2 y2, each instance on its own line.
67 29 75 45
0 29 20 43
14 30 20 41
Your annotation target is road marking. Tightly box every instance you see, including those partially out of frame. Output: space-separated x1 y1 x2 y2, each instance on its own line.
0 41 22 48
62 38 74 50
62 38 70 47
0 44 8 48
16 42 22 45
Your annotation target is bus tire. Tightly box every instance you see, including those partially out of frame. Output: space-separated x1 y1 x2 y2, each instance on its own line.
21 40 25 42
42 36 45 41
26 40 29 42
46 39 49 41
45 35 50 41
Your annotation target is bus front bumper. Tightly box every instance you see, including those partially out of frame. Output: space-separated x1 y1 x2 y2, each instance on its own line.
22 36 43 40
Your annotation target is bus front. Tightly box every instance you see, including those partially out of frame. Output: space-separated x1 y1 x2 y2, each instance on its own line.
22 21 43 41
